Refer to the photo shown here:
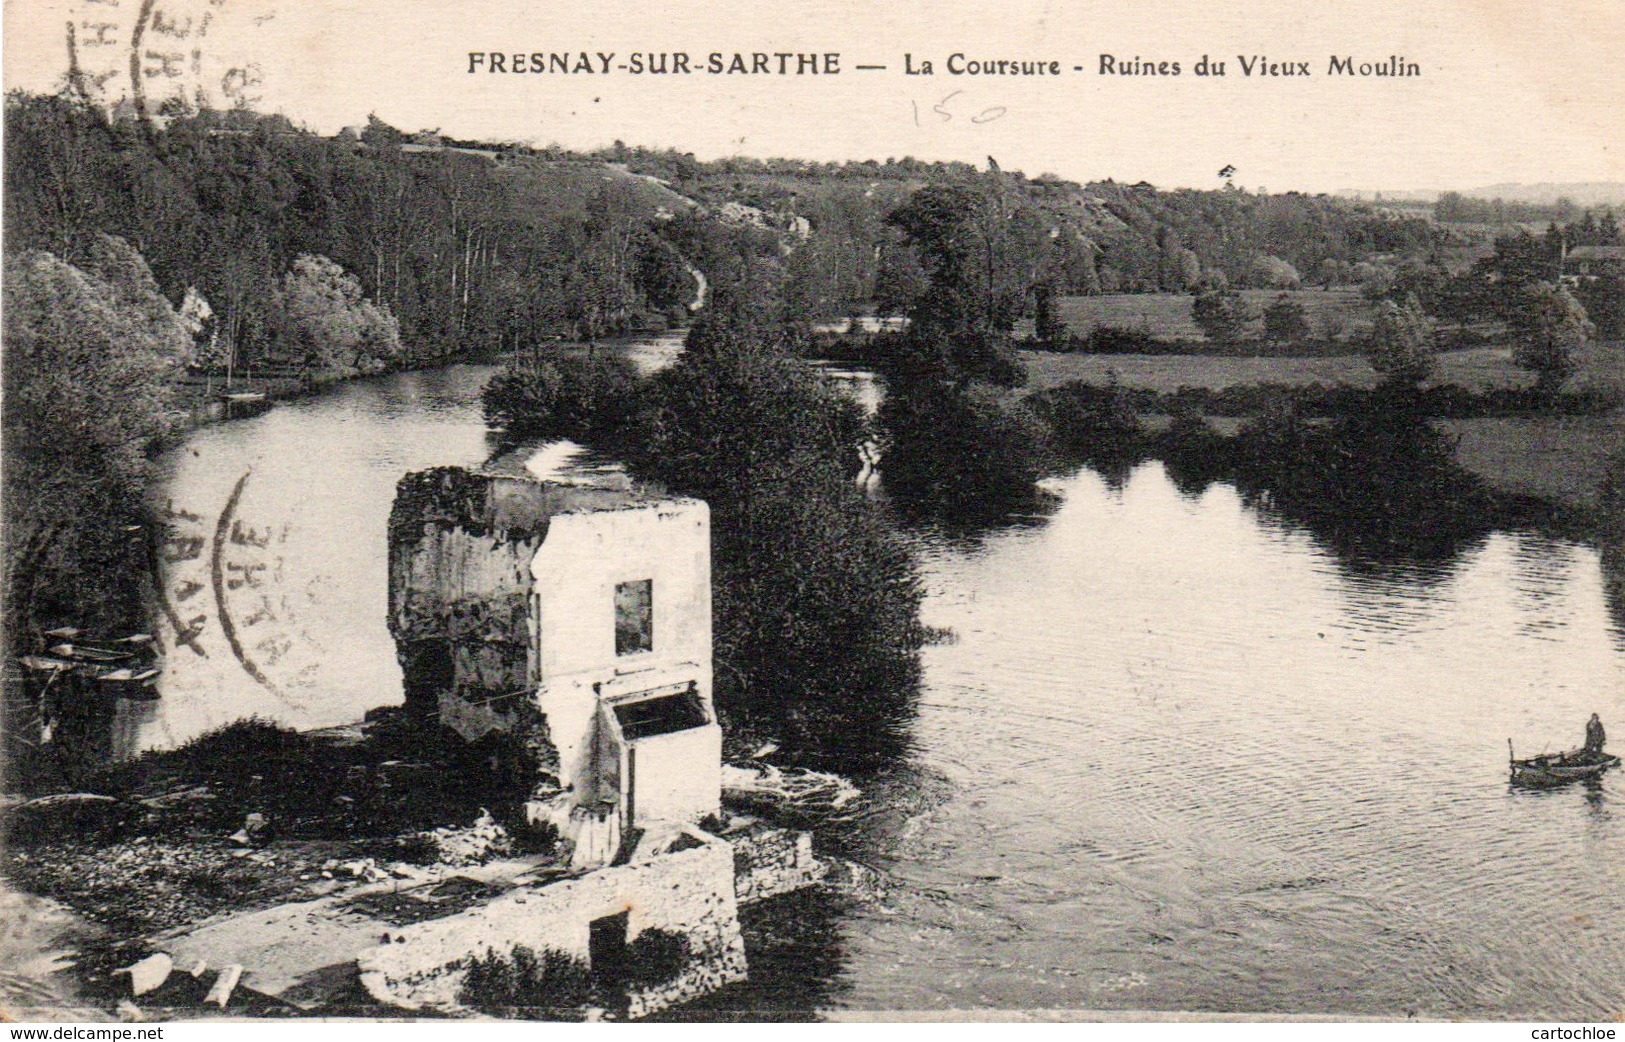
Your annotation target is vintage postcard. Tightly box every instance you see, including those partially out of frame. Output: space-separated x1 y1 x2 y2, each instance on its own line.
2 0 1622 1026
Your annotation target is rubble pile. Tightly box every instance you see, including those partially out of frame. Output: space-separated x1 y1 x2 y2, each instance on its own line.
404 810 514 867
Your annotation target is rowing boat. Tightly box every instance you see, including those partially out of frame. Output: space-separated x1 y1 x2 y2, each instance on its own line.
1509 740 1620 786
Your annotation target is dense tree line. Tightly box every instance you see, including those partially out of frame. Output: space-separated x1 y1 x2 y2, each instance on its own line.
1434 191 1604 226
3 93 696 375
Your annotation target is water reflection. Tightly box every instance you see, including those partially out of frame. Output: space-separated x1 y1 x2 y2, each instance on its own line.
1606 538 1625 647
127 345 1625 1017
777 459 1625 1018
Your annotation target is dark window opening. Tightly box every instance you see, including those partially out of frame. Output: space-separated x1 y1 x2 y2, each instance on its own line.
614 579 653 656
613 691 708 741
400 640 454 722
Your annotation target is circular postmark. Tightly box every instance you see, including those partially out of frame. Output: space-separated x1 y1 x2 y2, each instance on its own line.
156 470 326 707
65 0 272 123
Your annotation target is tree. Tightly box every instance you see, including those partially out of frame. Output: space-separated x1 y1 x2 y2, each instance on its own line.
1572 261 1625 340
3 237 187 637
877 378 1051 515
1032 281 1068 350
1367 295 1437 386
273 254 403 378
1262 294 1311 346
481 352 637 443
884 177 1052 380
480 256 925 757
872 241 928 318
1250 255 1302 290
1192 288 1255 343
1510 282 1593 395
1483 230 1561 300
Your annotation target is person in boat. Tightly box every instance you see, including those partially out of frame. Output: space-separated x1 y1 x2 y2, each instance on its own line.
1585 714 1606 756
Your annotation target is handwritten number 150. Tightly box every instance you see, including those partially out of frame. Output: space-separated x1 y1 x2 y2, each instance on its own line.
913 91 1008 125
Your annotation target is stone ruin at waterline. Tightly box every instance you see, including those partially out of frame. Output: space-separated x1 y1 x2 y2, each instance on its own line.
94 466 823 1020
370 464 822 1016
387 466 721 869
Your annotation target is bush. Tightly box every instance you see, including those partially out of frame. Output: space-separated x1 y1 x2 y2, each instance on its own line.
1191 288 1256 343
1086 324 1175 354
460 945 594 1018
1510 282 1594 395
625 928 690 987
1262 294 1312 345
1030 380 1143 457
1366 295 1436 386
481 352 640 442
879 378 1052 515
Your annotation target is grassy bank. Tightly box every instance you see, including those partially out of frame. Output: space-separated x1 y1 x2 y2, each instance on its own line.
1023 339 1625 514
1054 289 1375 344
1022 341 1625 396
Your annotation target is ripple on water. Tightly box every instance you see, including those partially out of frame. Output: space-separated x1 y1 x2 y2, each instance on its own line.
826 461 1625 1017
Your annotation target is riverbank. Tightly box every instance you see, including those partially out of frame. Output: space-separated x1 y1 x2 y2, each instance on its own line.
1022 340 1625 516
170 327 689 429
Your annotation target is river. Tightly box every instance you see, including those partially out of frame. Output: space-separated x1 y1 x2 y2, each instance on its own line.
134 337 1625 1019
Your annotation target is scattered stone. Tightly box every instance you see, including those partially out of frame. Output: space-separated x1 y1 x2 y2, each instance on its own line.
243 813 270 844
321 860 339 872
403 809 513 867
229 813 272 848
117 953 172 997
340 858 389 883
205 964 243 1007
186 958 207 978
115 1000 145 1022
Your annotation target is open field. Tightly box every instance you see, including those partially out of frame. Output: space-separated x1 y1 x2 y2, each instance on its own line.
1054 289 1375 343
1021 340 1625 397
1444 411 1623 511
1022 340 1624 513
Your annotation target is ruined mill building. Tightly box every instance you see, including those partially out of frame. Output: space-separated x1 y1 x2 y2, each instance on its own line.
370 464 820 1016
388 465 720 868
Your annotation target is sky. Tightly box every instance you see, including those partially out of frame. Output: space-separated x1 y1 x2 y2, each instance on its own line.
4 0 1623 194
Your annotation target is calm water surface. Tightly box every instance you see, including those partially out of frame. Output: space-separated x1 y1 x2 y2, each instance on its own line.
808 465 1625 1019
137 346 1625 1018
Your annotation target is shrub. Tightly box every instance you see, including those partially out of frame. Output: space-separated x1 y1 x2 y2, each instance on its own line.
625 928 690 987
481 352 639 442
1367 295 1437 386
879 378 1052 514
1029 380 1143 457
1086 324 1175 354
460 945 594 1018
1191 288 1256 343
1510 282 1594 395
1262 294 1312 345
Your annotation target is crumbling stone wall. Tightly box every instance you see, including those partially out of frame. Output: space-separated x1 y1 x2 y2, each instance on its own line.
387 468 553 764
357 834 746 1018
728 823 825 905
